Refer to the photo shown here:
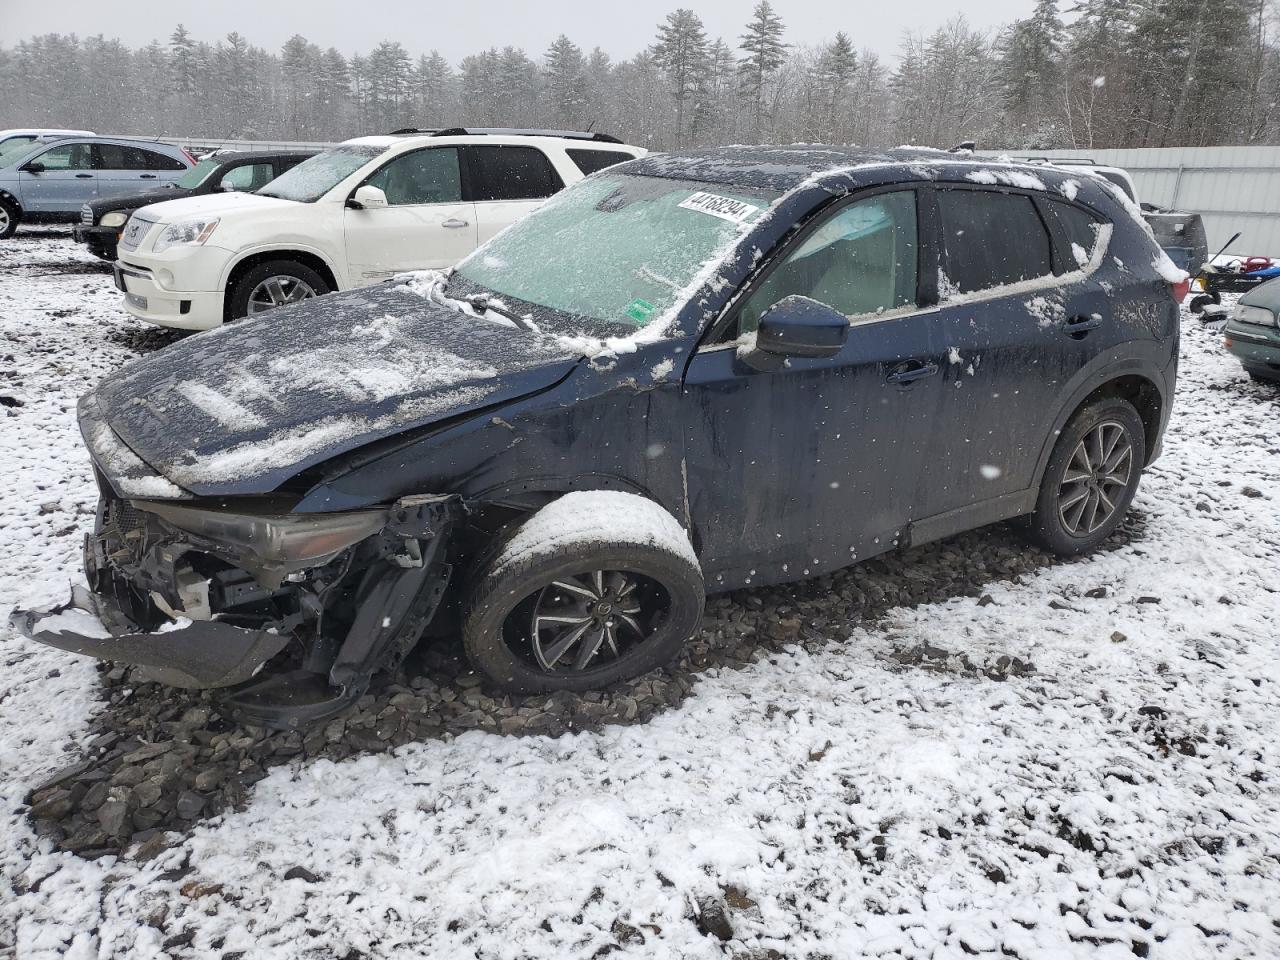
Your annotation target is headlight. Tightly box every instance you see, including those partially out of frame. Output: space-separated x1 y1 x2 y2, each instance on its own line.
100 211 128 228
152 217 219 253
1233 304 1278 328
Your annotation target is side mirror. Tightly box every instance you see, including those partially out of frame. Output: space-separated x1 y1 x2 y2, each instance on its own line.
21 161 45 174
218 176 242 193
745 296 849 369
348 185 388 210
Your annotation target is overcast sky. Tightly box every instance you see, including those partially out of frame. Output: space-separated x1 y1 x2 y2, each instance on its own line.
3 0 1034 62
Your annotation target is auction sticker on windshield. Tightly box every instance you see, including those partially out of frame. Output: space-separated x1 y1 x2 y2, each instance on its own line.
678 192 762 224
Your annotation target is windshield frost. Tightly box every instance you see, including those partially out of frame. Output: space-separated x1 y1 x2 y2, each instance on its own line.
455 174 779 330
257 145 382 203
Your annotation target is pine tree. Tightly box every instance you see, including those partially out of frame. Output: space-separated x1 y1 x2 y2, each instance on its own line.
415 52 455 126
169 24 198 98
544 35 586 127
815 32 857 140
650 9 710 146
997 0 1065 146
738 0 787 139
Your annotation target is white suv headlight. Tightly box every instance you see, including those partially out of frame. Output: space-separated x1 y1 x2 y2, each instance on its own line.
100 211 128 228
1233 304 1278 328
153 218 220 253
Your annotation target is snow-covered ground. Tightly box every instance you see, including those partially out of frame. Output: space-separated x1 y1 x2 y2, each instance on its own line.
1 228 1278 959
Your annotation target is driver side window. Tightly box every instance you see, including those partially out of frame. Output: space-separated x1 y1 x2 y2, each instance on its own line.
738 190 919 334
365 147 462 206
34 143 93 171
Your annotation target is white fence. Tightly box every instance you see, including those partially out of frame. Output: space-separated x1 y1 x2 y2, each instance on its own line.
982 146 1280 257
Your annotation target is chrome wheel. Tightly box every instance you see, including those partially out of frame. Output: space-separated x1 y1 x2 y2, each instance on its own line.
1058 420 1133 536
247 275 317 314
0 207 9 231
526 570 659 673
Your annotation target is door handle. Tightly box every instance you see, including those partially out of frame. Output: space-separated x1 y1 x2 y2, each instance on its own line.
139 174 157 179
75 173 93 179
442 218 469 228
886 360 939 384
1063 314 1102 339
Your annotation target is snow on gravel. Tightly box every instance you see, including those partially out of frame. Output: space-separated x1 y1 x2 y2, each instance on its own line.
1 229 1279 959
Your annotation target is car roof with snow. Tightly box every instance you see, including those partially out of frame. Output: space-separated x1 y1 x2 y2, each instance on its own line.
617 145 1114 202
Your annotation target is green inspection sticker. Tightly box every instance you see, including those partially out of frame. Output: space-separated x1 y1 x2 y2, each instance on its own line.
624 298 655 325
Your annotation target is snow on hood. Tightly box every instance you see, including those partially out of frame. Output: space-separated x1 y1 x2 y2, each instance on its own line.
130 190 297 223
90 284 579 496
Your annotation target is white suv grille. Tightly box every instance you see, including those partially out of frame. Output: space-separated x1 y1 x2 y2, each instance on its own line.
118 216 153 253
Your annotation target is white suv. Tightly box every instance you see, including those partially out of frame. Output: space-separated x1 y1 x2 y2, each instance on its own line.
112 128 643 330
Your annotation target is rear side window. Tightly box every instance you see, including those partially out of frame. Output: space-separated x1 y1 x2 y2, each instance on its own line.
467 145 564 201
567 149 635 176
937 189 1053 293
94 145 185 171
1042 198 1103 271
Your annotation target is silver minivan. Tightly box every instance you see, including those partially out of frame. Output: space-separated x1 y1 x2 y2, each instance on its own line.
0 136 194 239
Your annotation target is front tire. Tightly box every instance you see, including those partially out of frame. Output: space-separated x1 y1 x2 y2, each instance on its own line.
462 492 705 695
1023 397 1146 556
0 197 19 239
227 259 329 321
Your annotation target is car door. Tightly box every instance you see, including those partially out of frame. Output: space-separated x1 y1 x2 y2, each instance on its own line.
343 146 477 283
465 144 565 244
912 185 1115 521
682 189 942 585
94 144 187 198
17 141 95 212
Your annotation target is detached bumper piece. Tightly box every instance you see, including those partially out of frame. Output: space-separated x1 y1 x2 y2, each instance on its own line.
9 584 292 689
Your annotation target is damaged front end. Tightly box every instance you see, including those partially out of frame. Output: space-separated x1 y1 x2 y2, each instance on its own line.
10 486 461 730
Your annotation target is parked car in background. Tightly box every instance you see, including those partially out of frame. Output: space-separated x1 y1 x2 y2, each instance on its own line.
12 146 1182 729
75 149 316 261
0 136 193 239
110 127 642 328
1223 276 1280 382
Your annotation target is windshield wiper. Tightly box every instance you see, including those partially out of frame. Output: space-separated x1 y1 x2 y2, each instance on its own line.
465 294 534 332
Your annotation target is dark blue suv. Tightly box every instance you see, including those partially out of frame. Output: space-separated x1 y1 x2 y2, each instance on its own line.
13 146 1183 728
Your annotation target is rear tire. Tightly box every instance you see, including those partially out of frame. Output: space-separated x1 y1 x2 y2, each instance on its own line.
227 259 329 321
0 197 19 239
462 492 705 695
1023 397 1146 556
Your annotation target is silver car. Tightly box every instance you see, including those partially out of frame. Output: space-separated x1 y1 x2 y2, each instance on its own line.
0 136 194 240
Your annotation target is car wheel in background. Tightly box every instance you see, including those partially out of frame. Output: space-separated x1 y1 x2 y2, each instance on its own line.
1023 397 1147 556
0 197 19 240
462 493 705 695
227 259 329 320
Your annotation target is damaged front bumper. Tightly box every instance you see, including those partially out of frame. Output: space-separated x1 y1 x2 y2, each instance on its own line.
8 584 294 689
9 490 462 728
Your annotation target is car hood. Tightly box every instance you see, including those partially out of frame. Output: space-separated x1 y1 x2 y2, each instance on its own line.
88 186 198 216
131 190 299 223
88 284 582 497
1239 275 1280 312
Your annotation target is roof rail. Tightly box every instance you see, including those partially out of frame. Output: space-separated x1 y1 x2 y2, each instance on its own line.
1008 155 1100 165
388 127 441 136
430 127 624 144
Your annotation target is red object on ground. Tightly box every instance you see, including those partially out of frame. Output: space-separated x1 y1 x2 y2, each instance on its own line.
1241 256 1274 273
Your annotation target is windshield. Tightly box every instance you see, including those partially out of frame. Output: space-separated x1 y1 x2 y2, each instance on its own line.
257 145 383 203
454 174 779 333
0 138 40 168
171 158 220 189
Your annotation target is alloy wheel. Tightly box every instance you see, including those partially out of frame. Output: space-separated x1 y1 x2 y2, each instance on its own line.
1057 420 1134 536
0 207 9 231
247 275 317 315
526 570 661 673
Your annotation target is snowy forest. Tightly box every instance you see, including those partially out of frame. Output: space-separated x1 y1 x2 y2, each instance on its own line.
2 0 1279 151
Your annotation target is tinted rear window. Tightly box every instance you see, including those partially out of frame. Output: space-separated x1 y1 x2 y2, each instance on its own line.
94 144 184 171
937 189 1054 293
467 145 564 201
567 149 636 176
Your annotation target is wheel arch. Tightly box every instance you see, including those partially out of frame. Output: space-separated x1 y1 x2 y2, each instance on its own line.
1033 367 1166 491
221 248 341 320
